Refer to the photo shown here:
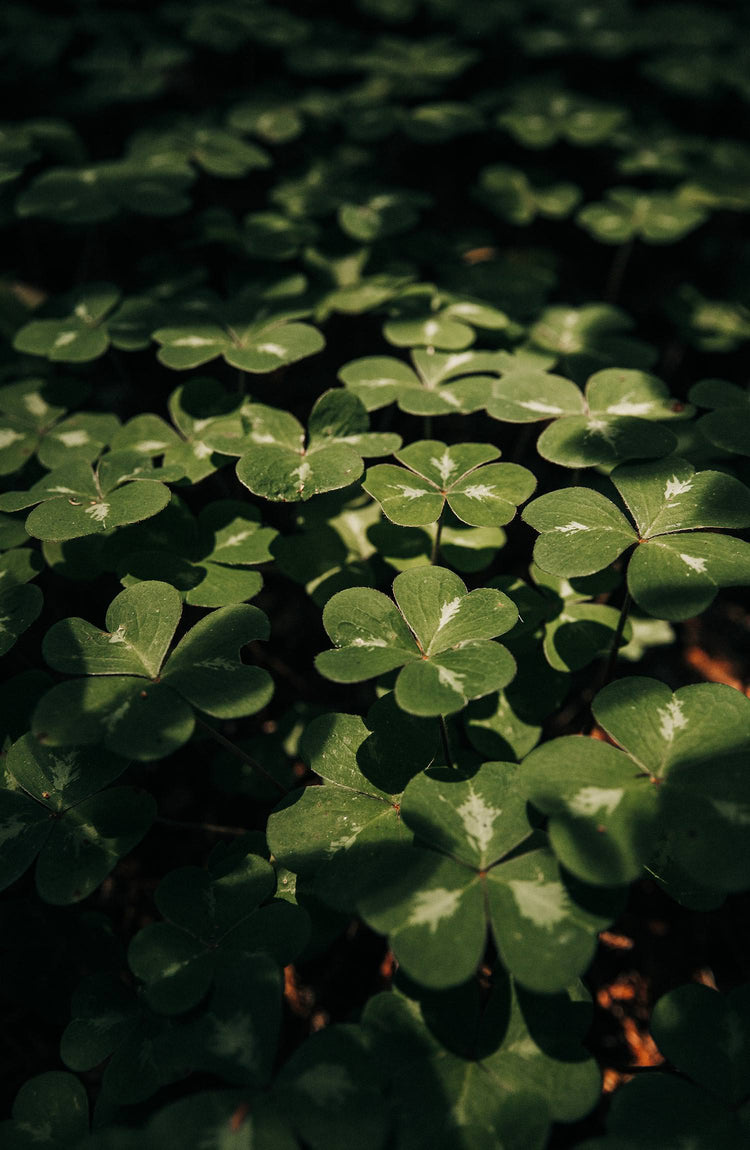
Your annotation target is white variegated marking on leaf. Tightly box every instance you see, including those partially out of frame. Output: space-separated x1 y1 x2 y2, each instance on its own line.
508 878 570 929
23 393 48 418
108 625 127 644
0 815 33 846
461 484 496 499
437 664 465 694
586 417 617 446
296 1064 353 1104
207 1013 257 1073
81 169 98 184
350 636 388 647
606 398 654 416
0 428 24 448
55 429 91 447
424 320 440 340
172 335 220 348
711 799 750 827
53 331 78 348
198 657 236 671
430 450 457 484
408 886 463 933
679 553 708 573
193 441 213 459
73 303 91 321
84 502 110 523
220 530 252 547
392 483 430 500
292 461 312 487
191 417 213 433
328 823 363 853
136 439 169 452
436 597 461 631
251 431 276 444
518 400 564 414
256 342 286 357
102 699 131 733
456 788 501 855
438 389 461 408
657 697 688 742
569 786 624 817
664 475 693 504
47 486 79 494
554 521 590 534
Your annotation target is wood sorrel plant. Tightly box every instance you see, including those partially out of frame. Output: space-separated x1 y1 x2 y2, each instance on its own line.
1 1 750 1147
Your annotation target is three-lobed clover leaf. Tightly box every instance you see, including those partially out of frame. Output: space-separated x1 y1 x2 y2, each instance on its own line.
13 282 122 363
689 377 750 458
0 377 119 475
522 678 750 893
497 84 628 149
486 367 689 468
523 457 750 619
128 846 308 1014
359 761 623 992
0 734 155 903
316 565 518 716
474 163 582 226
113 498 276 607
338 348 502 415
382 285 511 351
152 288 324 373
576 187 708 245
110 377 245 484
33 580 273 760
529 303 658 374
0 450 176 541
15 158 194 223
208 389 401 502
362 985 600 1149
364 439 536 527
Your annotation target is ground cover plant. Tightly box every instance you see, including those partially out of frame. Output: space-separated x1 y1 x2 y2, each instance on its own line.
1 0 750 1146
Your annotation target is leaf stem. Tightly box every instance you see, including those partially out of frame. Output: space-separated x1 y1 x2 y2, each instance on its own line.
155 816 248 836
431 512 444 565
605 236 635 304
438 715 454 769
195 716 289 794
601 590 632 688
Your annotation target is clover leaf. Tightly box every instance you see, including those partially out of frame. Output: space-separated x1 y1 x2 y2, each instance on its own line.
690 378 750 457
523 457 750 618
364 440 536 527
128 847 308 1014
0 733 154 903
529 304 658 375
338 189 431 243
338 349 501 415
526 565 633 673
359 761 621 991
0 377 119 475
0 546 44 656
153 288 324 373
209 390 400 502
316 566 518 716
474 163 582 226
110 377 244 484
522 678 750 892
363 985 600 1150
0 450 175 541
114 498 276 607
382 285 511 350
13 282 121 363
577 187 708 245
487 367 687 468
497 84 627 148
33 581 273 759
267 711 423 913
0 1072 89 1150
